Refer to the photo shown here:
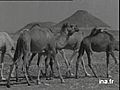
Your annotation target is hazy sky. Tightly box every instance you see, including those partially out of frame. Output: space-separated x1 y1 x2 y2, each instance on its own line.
0 0 119 33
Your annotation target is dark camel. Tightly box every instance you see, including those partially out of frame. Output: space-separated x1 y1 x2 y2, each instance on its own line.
75 27 119 78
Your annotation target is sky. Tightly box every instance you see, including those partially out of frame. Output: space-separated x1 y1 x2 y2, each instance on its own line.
0 0 119 33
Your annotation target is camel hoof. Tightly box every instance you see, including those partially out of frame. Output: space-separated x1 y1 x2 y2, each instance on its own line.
36 80 41 85
38 82 41 85
67 73 74 77
61 79 65 83
71 73 74 76
28 83 31 86
95 75 98 78
43 83 50 86
49 77 54 80
46 77 51 80
16 79 19 82
75 75 79 79
108 75 112 78
75 76 78 79
85 73 91 77
93 74 98 78
6 84 10 88
66 72 74 78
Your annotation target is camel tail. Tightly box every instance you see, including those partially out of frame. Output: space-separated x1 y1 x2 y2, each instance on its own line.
13 35 24 62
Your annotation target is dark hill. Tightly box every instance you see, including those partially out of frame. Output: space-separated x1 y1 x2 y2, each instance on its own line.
54 10 110 28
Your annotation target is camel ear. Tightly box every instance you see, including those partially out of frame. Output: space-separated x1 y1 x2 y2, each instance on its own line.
63 23 67 27
65 22 69 26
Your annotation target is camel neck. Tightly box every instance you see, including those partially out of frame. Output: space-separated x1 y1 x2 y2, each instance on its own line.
56 32 70 49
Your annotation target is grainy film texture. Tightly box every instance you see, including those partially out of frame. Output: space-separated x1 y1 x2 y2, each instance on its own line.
0 0 119 90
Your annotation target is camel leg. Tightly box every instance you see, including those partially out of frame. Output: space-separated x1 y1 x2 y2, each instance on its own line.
37 53 45 77
75 45 86 79
6 62 16 88
15 62 19 82
23 53 31 86
59 50 71 76
69 50 78 65
0 52 6 80
69 50 78 76
75 54 90 78
6 49 21 88
7 51 16 78
22 53 33 82
59 50 70 68
15 55 25 82
44 54 55 79
45 55 55 79
45 56 50 79
106 52 110 78
36 65 41 85
86 51 97 78
28 53 36 67
49 57 55 78
109 51 118 75
36 54 42 85
110 52 118 64
52 54 65 83
75 55 80 79
23 53 37 82
80 57 91 77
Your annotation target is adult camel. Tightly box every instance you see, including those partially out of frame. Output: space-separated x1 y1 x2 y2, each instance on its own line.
6 23 79 88
0 32 15 80
28 24 83 77
75 27 119 78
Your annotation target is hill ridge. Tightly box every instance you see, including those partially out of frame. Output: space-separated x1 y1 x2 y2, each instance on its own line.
54 10 110 28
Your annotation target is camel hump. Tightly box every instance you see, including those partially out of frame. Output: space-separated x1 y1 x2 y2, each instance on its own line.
89 27 107 36
89 27 115 41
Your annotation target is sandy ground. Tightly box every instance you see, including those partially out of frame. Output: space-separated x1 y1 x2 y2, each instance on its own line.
0 51 119 90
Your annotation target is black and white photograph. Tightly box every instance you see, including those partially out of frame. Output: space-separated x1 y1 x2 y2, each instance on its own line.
0 0 119 90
